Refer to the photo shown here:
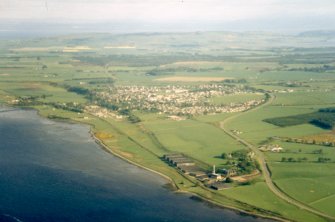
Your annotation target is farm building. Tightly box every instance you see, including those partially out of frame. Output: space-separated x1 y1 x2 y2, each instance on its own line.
210 182 229 190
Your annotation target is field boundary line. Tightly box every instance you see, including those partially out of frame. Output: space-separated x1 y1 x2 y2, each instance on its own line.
309 193 335 205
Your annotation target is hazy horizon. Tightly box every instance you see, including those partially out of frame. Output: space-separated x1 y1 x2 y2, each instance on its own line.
1 0 335 37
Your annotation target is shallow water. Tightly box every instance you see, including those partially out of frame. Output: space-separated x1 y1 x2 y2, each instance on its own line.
0 108 273 222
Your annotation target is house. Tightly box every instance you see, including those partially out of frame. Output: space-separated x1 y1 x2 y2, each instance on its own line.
271 147 283 152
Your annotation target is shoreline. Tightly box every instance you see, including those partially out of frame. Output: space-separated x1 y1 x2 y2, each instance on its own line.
89 125 287 222
1 105 286 222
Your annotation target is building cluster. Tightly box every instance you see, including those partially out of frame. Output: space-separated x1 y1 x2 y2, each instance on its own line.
96 84 264 116
85 105 123 120
259 144 284 152
163 153 206 177
231 129 243 135
163 153 237 190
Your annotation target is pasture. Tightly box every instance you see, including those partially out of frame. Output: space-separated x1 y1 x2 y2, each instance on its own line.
141 115 245 167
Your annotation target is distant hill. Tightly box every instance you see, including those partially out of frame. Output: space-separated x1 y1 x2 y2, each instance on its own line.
298 30 335 37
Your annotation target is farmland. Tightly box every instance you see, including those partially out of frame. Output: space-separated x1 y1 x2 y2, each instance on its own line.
1 31 335 221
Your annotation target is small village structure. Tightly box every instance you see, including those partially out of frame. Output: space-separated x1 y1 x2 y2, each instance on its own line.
259 144 284 152
163 153 206 176
163 154 230 190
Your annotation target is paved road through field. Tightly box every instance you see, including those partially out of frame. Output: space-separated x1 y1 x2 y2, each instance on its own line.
220 94 335 221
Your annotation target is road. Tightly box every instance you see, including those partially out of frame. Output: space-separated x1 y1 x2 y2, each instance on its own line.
219 94 335 221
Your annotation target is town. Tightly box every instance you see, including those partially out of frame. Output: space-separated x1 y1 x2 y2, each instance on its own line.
95 84 265 116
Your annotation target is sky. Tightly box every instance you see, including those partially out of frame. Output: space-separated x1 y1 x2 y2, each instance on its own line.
0 0 335 33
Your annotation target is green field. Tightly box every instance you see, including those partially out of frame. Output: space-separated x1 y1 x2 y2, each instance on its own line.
142 116 245 167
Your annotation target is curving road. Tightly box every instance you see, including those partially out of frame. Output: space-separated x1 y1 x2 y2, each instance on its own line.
219 94 335 221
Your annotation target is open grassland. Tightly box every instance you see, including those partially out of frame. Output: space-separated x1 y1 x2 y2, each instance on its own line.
0 82 87 103
222 182 327 222
210 93 264 105
268 162 335 217
272 92 335 106
140 114 245 167
265 142 335 162
225 105 328 144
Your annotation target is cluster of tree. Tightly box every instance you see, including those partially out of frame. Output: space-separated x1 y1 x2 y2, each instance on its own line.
16 96 43 106
146 69 169 76
128 114 141 123
288 65 335 73
312 149 323 154
225 177 233 183
318 157 332 163
221 150 257 174
231 149 249 161
236 160 257 174
281 157 308 162
319 107 335 113
310 118 333 129
118 109 141 123
51 102 84 113
239 179 256 186
221 150 248 160
65 86 90 95
88 78 114 85
276 81 303 88
281 156 332 163
47 115 70 120
95 98 119 111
